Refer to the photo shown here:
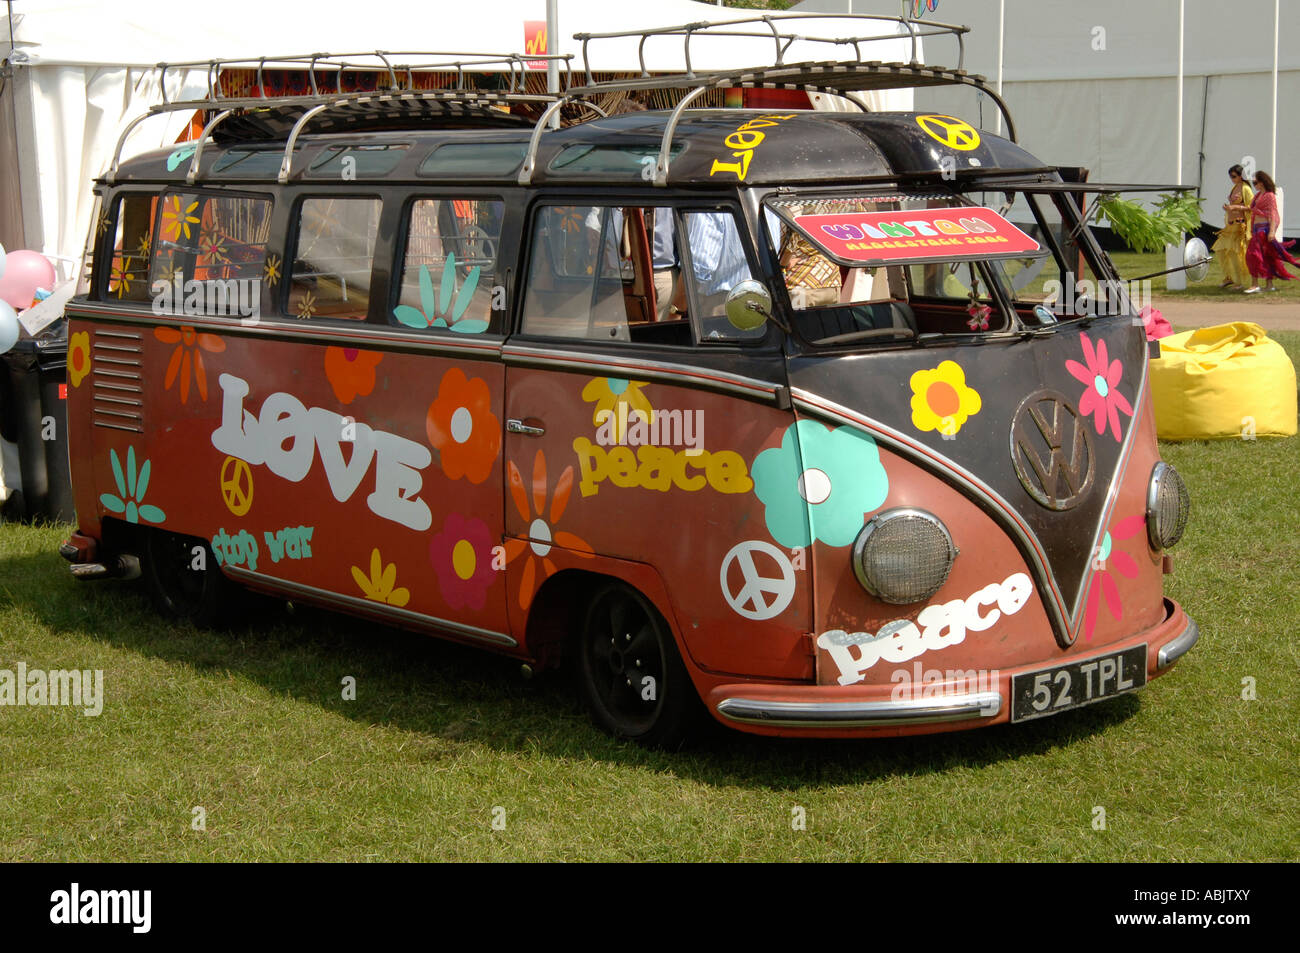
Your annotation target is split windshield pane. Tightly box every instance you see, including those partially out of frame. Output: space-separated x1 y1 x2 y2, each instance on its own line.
765 189 1121 344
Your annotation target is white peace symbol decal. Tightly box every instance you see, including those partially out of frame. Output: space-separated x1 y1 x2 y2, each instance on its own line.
719 540 797 621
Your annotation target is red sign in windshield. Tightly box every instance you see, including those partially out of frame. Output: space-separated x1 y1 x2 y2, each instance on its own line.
792 206 1040 264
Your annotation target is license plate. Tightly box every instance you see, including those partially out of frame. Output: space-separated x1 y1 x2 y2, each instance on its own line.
1011 645 1147 723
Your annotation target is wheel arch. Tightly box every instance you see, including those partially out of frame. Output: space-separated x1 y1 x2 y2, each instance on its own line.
522 558 687 672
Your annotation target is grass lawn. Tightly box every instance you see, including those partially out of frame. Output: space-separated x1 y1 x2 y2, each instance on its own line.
1109 250 1300 301
1 336 1297 862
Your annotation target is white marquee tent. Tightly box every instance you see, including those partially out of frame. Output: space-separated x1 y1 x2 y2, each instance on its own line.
1 1 922 283
795 0 1300 234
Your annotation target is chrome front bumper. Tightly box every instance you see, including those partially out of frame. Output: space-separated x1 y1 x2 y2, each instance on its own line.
716 691 1002 728
1157 614 1199 669
715 612 1199 731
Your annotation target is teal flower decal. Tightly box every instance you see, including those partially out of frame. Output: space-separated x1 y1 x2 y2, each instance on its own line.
165 144 197 172
99 447 166 525
393 255 488 334
751 421 888 548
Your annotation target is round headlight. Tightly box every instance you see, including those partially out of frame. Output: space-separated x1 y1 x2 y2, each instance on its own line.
852 508 957 605
1147 462 1190 549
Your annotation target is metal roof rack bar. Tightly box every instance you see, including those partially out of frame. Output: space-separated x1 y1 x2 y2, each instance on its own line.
104 88 563 184
279 102 333 184
518 98 609 185
578 59 1016 185
156 51 576 105
653 85 711 186
274 89 568 184
650 74 874 188
575 12 969 84
568 59 1016 142
185 109 234 185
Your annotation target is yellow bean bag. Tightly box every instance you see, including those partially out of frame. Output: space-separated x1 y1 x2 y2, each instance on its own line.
1150 322 1297 440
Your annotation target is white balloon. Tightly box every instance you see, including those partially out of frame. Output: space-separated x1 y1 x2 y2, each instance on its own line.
0 300 19 354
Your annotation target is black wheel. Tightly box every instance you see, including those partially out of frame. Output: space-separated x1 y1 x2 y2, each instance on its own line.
579 582 700 748
143 529 234 628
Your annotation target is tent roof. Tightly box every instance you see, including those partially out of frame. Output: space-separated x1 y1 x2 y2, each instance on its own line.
3 1 919 72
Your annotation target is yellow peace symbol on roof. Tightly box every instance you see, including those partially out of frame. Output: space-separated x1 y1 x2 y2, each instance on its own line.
916 114 981 151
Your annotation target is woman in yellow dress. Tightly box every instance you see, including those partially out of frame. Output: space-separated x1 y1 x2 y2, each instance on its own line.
1213 164 1254 287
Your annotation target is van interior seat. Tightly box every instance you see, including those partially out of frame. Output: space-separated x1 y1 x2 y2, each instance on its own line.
802 300 917 339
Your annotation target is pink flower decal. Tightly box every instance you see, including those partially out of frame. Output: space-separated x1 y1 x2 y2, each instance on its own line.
1083 514 1145 641
1066 332 1134 442
429 513 497 611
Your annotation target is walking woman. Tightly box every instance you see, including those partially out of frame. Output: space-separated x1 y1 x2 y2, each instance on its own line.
1242 170 1299 292
1213 165 1253 287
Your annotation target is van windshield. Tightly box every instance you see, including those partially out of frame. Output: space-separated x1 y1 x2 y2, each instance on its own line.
764 188 1127 347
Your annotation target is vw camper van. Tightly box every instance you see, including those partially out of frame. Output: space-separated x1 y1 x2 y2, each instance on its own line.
61 15 1195 745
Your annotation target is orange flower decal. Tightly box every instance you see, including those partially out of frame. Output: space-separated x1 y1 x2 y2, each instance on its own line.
154 325 226 403
68 331 91 388
504 449 593 611
426 367 500 484
324 346 382 404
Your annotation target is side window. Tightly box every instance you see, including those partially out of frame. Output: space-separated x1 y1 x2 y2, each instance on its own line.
150 191 272 313
904 260 995 302
289 198 381 320
522 205 631 341
106 193 158 301
521 204 763 346
680 210 763 342
393 198 504 334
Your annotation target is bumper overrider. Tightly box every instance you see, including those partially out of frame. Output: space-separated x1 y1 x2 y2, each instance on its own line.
708 598 1197 735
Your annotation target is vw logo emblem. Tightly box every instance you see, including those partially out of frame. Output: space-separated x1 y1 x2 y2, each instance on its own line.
1009 389 1095 510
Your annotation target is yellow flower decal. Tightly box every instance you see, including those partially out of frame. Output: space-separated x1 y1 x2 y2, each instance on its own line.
351 548 410 607
263 254 282 287
296 290 316 320
161 195 200 243
68 332 91 388
109 263 134 298
580 378 654 443
909 360 982 436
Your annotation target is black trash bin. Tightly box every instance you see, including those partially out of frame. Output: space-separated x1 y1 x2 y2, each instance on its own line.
0 322 76 524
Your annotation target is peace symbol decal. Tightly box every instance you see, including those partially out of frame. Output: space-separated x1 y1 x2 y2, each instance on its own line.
916 114 982 151
220 455 254 516
719 540 797 621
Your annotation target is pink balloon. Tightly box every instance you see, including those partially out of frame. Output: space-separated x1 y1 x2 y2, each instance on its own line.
0 250 56 311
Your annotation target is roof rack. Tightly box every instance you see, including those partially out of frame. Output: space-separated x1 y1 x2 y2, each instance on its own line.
573 12 969 80
105 50 575 185
516 14 1013 187
153 51 579 105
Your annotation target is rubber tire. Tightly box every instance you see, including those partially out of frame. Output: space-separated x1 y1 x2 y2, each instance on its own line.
143 529 235 628
578 582 700 748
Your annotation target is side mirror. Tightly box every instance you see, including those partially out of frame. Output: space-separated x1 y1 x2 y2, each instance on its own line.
724 280 774 331
1183 237 1210 282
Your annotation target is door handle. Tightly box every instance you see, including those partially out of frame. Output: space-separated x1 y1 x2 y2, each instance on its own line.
507 418 545 436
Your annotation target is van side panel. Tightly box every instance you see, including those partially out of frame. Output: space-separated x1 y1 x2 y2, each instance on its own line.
69 311 514 645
